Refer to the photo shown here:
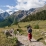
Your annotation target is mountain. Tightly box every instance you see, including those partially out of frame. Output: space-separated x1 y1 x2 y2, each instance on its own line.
21 10 46 22
31 4 46 14
0 12 10 21
0 4 46 27
0 8 35 27
0 8 35 22
8 11 14 15
20 5 46 22
0 4 46 22
11 8 35 21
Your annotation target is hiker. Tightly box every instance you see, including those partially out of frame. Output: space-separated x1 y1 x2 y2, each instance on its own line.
4 30 12 37
17 29 19 35
10 29 14 33
27 25 32 42
9 28 14 36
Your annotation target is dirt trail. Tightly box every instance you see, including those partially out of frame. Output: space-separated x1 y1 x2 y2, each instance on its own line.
16 35 46 46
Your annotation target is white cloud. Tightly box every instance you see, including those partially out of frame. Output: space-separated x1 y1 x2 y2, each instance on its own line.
0 5 15 13
5 5 18 13
5 9 13 14
0 9 4 13
6 9 11 12
6 5 15 9
0 0 46 13
15 0 46 10
5 5 15 14
0 5 18 14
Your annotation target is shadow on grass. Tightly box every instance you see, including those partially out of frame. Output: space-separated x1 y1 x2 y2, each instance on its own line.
17 41 24 46
37 38 43 41
31 38 43 42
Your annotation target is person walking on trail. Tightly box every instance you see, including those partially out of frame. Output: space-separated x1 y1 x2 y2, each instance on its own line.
5 30 12 37
17 29 19 35
9 28 14 36
27 25 32 42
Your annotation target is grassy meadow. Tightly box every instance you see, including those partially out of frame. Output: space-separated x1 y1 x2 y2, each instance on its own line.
0 20 46 45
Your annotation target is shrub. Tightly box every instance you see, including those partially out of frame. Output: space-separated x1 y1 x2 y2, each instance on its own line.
18 24 21 28
24 24 30 27
24 25 28 27
9 37 18 46
14 30 17 35
16 28 24 35
0 33 18 46
34 24 39 29
17 28 23 33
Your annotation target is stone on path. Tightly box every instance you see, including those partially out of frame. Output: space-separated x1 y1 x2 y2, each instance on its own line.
16 35 46 46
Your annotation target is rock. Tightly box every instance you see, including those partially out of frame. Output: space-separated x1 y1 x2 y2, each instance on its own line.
44 39 46 43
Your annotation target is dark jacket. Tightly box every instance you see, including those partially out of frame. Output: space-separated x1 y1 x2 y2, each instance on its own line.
27 28 32 33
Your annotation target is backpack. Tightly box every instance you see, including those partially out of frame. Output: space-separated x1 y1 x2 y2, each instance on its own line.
28 28 32 33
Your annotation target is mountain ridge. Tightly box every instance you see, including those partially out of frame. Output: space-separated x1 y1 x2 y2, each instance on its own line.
0 12 10 21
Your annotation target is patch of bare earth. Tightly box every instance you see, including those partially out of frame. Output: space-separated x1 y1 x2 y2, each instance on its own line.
16 35 46 46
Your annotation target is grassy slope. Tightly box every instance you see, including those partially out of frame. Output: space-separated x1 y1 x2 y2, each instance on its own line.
0 20 46 45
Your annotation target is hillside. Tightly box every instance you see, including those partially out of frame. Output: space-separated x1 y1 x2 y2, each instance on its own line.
0 5 46 27
11 8 35 21
0 15 19 27
0 12 10 21
0 8 35 27
0 20 46 45
0 10 46 27
31 4 46 14
0 18 13 27
21 10 46 22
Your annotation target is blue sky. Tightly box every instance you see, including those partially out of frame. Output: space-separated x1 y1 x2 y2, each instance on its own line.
0 0 16 6
0 0 46 13
0 0 17 10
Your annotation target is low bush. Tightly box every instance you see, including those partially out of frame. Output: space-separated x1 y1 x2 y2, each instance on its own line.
0 32 18 46
34 24 39 29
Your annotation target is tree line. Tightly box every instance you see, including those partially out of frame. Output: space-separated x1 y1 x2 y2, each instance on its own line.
0 15 18 27
21 10 46 22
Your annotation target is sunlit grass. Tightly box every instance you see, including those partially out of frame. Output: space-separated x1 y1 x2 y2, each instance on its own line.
0 20 46 45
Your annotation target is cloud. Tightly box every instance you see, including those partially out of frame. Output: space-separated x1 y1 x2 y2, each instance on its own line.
5 5 18 14
15 0 46 10
6 9 11 12
5 5 18 12
0 5 18 14
0 0 46 13
5 8 13 14
0 9 4 13
6 5 15 9
0 5 15 12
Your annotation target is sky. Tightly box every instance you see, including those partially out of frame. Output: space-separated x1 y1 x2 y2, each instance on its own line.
0 0 46 13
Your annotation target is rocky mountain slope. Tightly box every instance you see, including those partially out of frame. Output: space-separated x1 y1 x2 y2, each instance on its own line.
0 12 10 21
31 4 46 14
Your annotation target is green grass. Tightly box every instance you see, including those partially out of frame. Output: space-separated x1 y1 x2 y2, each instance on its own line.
0 31 18 46
32 29 46 45
0 20 46 45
